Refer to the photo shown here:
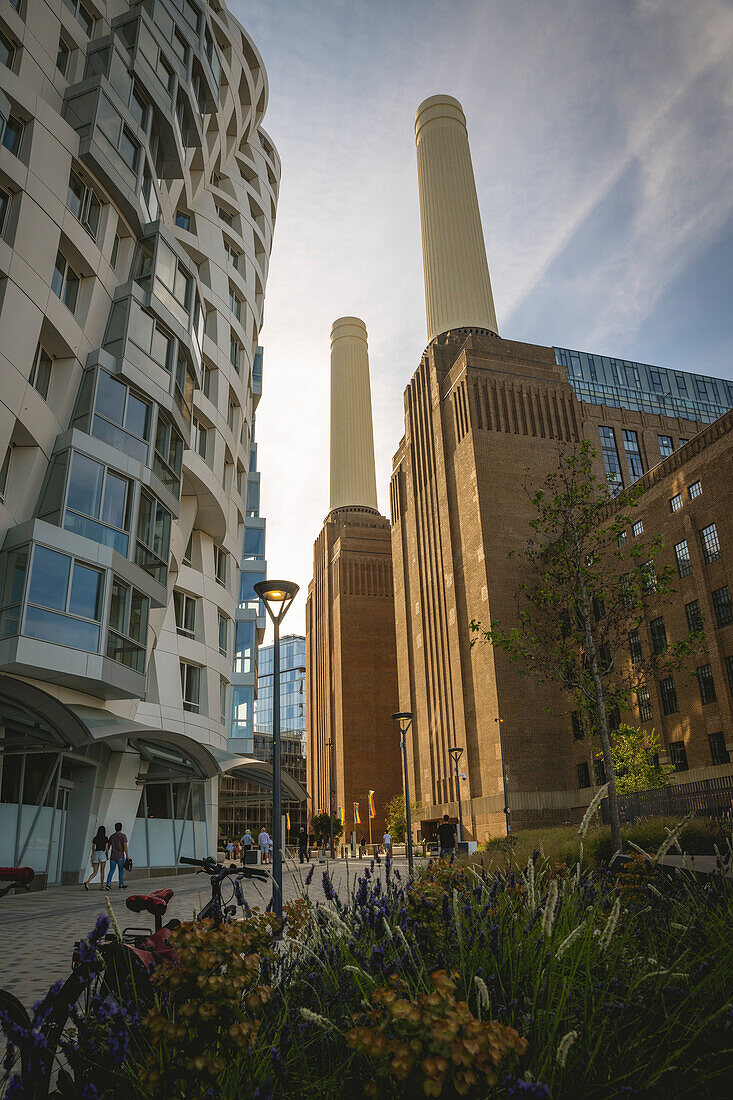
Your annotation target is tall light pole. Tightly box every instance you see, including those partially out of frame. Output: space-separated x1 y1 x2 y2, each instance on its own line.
448 746 464 843
254 579 299 920
326 736 335 858
391 712 414 874
494 716 511 835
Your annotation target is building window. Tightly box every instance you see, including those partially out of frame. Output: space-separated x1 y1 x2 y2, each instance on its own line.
674 539 692 578
700 523 721 564
242 526 264 560
617 530 627 547
153 414 183 497
679 438 689 447
685 600 702 634
669 741 688 772
577 762 590 789
0 186 10 236
25 545 103 652
175 210 191 231
712 586 733 627
660 676 678 715
622 429 644 480
216 204 233 227
29 343 52 400
640 561 656 594
229 334 242 373
689 480 702 499
598 426 623 493
192 417 207 460
135 491 171 584
234 620 254 673
67 170 101 239
107 577 148 673
56 36 71 77
0 29 16 70
594 758 607 785
649 616 667 654
632 520 644 537
97 96 139 172
608 707 620 732
637 684 652 722
696 663 716 705
213 545 227 587
218 612 228 656
156 239 192 314
110 234 120 269
669 493 683 513
173 590 196 638
64 452 132 555
239 571 264 613
658 435 674 459
224 241 241 272
51 251 80 313
91 370 151 464
220 677 228 723
180 660 201 713
229 287 242 320
628 629 642 663
182 535 193 567
227 401 237 434
0 446 12 503
726 654 733 697
1 113 23 157
202 364 214 400
709 732 730 766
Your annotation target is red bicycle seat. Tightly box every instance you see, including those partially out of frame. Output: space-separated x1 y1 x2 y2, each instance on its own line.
125 888 173 917
0 867 34 884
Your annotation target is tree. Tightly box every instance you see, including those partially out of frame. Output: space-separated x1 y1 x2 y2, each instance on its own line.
385 794 423 842
311 811 342 846
470 440 703 855
609 724 674 793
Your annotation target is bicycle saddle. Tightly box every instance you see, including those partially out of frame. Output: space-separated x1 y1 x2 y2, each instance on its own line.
0 867 34 884
126 888 173 917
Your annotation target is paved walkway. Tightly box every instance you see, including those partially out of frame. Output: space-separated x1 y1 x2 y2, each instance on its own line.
0 856 407 1010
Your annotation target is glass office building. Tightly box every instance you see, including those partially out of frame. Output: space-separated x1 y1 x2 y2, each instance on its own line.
254 635 307 754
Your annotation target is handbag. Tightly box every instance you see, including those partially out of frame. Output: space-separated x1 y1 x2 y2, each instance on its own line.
124 858 133 872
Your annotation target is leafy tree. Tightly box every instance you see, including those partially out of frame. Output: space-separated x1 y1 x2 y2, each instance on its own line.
609 724 674 793
470 440 703 854
385 794 423 842
310 811 342 846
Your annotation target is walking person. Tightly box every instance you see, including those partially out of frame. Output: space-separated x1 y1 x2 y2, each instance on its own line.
438 814 457 859
382 829 392 857
240 828 253 864
258 827 270 865
83 826 108 891
225 839 235 861
105 822 129 890
298 826 309 864
360 834 366 858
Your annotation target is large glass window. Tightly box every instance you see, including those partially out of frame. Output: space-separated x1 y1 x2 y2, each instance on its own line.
218 612 228 656
246 479 259 517
155 239 192 325
239 572 264 613
67 170 101 239
674 540 692 578
709 732 730 766
135 491 171 584
234 620 254 673
628 629 642 664
107 577 148 673
231 685 253 737
685 600 702 633
649 616 667 654
92 370 151 463
97 94 139 175
1 29 16 70
173 589 196 637
29 343 52 401
622 429 644 480
1 113 24 156
128 302 173 376
242 527 264 560
700 523 721 564
51 252 80 313
659 676 678 715
0 547 28 638
696 663 716 705
174 357 194 428
637 684 652 722
180 660 201 712
25 546 103 651
657 435 674 459
670 741 688 772
213 545 227 587
64 452 132 554
63 0 96 37
712 586 733 628
153 414 183 496
598 426 623 494
689 480 702 500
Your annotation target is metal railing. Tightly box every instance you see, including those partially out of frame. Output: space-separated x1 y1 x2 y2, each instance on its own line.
600 774 733 825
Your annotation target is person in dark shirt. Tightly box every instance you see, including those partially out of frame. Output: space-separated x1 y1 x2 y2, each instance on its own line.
437 814 457 859
105 823 128 890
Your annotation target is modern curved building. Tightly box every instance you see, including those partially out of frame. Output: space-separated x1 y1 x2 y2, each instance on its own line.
0 0 292 886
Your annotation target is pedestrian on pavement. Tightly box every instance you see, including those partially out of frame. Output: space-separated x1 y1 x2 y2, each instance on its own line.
258 827 270 864
383 830 392 857
105 823 129 890
225 839 235 860
359 834 366 857
241 828 253 863
233 841 240 860
83 825 108 891
438 814 457 859
298 826 309 864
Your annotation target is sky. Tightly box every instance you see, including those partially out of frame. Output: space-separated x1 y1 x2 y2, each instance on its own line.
230 0 733 639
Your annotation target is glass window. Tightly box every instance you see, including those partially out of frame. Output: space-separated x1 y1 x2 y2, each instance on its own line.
0 30 16 71
637 684 652 722
674 540 692 578
640 560 656 594
214 545 226 586
229 287 241 320
242 527 264 560
239 572 264 613
632 520 644 537
229 334 241 372
709 732 730 766
234 620 254 673
598 426 623 493
0 546 28 637
679 438 689 447
246 479 259 517
697 663 716 704
192 417 207 460
25 546 102 652
218 612 228 656
726 654 733 697
27 546 70 613
712 586 733 628
594 757 607 785
29 343 52 400
64 452 131 555
669 741 688 772
180 660 200 712
700 523 721 564
628 629 642 664
135 491 171 584
0 186 10 236
175 210 191 231
622 429 644 480
220 677 228 722
657 435 673 458
93 370 151 463
153 414 183 496
173 589 196 637
689 480 702 499
1 115 24 156
182 535 193 567
685 600 702 634
51 252 80 313
174 358 194 427
649 616 667 654
231 685 253 736
660 676 678 715
669 493 683 513
69 561 103 620
67 170 101 239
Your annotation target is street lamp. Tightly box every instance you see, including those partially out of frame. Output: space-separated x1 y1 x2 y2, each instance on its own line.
448 746 464 843
494 716 511 835
326 736 335 859
254 579 299 920
391 712 414 874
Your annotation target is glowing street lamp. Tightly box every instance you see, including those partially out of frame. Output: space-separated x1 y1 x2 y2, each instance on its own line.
254 579 299 919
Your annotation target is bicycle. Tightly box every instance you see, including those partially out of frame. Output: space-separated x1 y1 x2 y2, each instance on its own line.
0 867 35 1091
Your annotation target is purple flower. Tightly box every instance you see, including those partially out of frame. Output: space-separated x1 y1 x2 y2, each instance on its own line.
504 1076 550 1098
322 872 337 903
305 865 314 886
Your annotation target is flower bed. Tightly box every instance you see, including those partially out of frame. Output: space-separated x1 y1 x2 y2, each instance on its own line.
2 835 731 1099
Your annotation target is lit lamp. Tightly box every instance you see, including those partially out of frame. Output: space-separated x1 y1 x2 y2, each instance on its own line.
447 746 464 843
391 711 415 874
254 579 299 920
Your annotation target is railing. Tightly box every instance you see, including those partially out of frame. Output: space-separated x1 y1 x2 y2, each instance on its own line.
600 774 733 825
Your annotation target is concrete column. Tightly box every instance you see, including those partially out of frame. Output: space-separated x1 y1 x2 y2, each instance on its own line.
415 95 498 342
329 317 379 512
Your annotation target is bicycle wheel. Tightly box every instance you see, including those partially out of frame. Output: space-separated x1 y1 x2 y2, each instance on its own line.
0 987 31 1091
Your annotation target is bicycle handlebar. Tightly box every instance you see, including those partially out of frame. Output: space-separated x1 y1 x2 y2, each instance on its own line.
179 855 269 883
179 856 217 870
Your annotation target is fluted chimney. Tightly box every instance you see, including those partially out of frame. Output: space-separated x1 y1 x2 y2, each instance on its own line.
415 94 498 343
329 317 378 513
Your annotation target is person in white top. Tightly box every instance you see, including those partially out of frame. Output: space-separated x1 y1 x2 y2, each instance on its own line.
258 828 270 864
383 831 392 855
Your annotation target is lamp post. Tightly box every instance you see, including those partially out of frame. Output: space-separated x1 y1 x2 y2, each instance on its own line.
254 579 299 920
494 716 511 835
326 737 335 859
391 712 414 874
448 746 464 843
